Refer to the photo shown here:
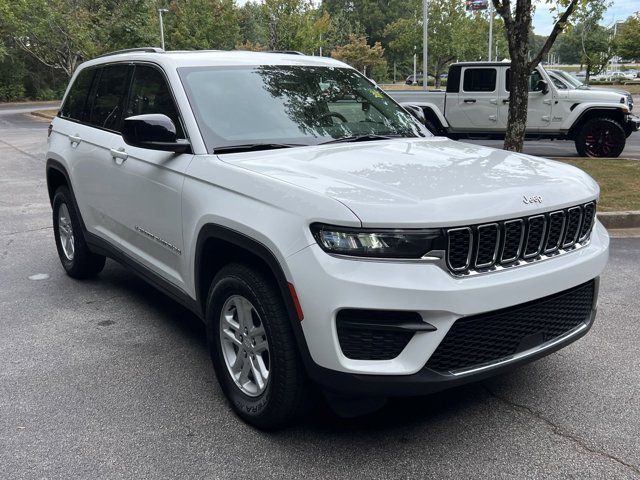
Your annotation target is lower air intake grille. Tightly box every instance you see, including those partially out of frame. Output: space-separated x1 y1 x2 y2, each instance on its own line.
336 310 417 360
424 280 596 373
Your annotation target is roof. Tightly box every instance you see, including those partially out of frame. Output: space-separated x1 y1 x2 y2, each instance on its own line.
81 48 346 71
451 61 512 67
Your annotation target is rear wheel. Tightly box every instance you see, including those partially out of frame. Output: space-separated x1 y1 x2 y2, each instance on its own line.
575 117 626 158
206 263 312 429
52 186 106 278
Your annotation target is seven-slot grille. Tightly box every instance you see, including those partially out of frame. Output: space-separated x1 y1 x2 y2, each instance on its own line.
445 201 596 275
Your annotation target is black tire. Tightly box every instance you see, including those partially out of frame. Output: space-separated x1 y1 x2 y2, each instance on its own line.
575 117 626 158
206 263 312 429
52 186 106 278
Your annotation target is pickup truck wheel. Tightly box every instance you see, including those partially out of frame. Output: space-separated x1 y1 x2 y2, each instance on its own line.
575 117 626 158
206 263 312 429
52 186 106 278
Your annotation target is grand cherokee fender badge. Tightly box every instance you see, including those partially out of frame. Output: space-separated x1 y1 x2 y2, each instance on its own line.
135 225 182 255
522 195 543 205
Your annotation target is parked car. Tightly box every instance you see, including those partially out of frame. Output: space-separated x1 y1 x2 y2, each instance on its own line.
47 49 609 428
389 61 639 157
547 69 633 111
406 73 424 85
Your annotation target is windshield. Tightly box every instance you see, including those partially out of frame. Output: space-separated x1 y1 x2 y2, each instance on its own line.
178 65 428 152
552 70 584 88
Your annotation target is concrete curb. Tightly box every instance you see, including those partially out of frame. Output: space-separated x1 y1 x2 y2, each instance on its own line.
598 211 640 229
31 110 57 120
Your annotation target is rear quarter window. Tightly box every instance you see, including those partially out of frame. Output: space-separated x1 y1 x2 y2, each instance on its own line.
463 68 497 92
60 68 96 122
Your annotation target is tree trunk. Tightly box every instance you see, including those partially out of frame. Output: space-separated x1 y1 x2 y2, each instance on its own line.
502 2 532 152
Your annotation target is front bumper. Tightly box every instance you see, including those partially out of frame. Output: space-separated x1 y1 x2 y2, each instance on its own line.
286 221 609 394
627 114 640 133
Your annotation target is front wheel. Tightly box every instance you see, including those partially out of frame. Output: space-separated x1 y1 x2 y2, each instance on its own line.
575 117 626 158
206 263 312 429
52 186 106 278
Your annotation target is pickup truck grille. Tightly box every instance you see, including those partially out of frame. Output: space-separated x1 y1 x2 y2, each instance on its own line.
445 202 596 275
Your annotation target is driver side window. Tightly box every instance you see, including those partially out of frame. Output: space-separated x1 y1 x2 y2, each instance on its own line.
505 69 546 92
126 65 185 138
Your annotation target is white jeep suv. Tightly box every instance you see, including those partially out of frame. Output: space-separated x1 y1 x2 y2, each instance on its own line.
47 48 609 428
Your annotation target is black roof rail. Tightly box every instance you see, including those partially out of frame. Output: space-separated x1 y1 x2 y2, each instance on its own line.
96 47 164 58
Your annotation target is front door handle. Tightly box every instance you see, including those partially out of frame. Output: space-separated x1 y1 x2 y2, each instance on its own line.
463 99 477 104
502 99 510 104
110 148 128 165
69 134 82 145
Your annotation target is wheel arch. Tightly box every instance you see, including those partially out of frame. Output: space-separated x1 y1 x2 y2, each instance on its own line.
194 223 313 367
567 107 627 138
46 159 72 205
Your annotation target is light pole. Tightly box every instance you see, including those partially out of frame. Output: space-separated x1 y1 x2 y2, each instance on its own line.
423 0 429 91
158 8 169 51
488 1 494 61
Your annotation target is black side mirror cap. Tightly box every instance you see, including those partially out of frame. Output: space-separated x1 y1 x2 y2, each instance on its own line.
122 114 191 153
536 79 549 95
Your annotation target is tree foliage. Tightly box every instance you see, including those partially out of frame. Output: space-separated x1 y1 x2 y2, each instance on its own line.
331 34 386 78
616 14 640 62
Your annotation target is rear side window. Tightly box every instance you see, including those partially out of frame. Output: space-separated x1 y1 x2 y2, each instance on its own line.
87 64 132 132
463 68 496 92
446 66 461 93
126 65 184 138
60 69 95 121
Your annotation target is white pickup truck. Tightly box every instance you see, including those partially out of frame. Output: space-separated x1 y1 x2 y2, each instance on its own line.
390 61 639 158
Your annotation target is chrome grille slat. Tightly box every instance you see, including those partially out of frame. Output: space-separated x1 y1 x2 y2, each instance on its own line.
445 201 596 276
544 211 566 254
500 219 525 264
475 224 500 269
562 206 582 248
523 215 547 259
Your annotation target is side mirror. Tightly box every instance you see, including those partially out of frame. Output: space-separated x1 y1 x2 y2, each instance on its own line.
122 114 191 153
535 79 549 95
403 104 426 125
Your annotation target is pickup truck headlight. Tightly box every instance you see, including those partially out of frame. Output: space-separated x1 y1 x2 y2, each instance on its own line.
310 223 441 258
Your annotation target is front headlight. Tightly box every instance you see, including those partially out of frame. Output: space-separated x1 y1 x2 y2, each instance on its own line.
310 223 442 258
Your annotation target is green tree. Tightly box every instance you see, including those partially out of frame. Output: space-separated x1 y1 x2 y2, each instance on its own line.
616 14 640 62
238 1 268 46
492 0 601 152
331 33 387 79
263 0 312 51
384 0 498 87
164 0 239 50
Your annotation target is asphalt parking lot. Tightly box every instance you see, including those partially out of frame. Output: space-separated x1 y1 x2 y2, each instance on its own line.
1 105 639 479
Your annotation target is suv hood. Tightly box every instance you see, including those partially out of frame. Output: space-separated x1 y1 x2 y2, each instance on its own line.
220 137 599 227
565 88 626 104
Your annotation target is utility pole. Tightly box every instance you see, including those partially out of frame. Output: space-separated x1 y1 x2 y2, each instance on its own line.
158 8 169 51
488 1 494 61
423 0 429 91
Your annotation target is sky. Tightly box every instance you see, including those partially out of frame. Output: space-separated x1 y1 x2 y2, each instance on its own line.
236 0 639 35
533 0 639 35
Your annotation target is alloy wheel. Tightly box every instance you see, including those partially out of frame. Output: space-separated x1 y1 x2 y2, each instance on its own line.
219 295 270 397
58 203 75 261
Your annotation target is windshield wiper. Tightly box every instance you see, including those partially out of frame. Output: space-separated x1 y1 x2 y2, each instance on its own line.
214 143 307 154
320 133 405 145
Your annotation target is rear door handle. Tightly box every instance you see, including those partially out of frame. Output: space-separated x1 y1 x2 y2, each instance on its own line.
463 99 476 104
69 134 82 145
110 148 128 165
